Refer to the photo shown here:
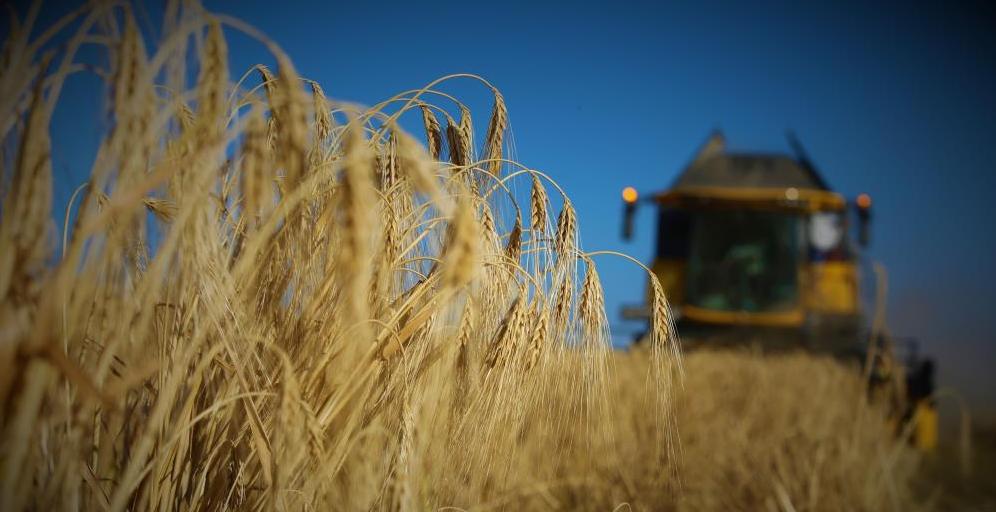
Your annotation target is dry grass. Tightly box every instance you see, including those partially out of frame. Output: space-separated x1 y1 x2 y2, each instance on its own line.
0 2 918 511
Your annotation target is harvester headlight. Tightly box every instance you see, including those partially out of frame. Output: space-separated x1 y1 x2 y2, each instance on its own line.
622 186 638 204
857 193 872 209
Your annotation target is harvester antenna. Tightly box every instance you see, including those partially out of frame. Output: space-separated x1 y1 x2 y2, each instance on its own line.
786 130 830 190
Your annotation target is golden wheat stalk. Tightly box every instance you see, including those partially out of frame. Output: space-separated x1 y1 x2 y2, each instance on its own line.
419 103 443 160
483 91 507 176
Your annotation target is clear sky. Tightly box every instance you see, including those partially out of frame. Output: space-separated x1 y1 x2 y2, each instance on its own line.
28 0 996 413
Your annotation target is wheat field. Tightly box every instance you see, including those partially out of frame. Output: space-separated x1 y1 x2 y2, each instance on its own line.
0 2 918 510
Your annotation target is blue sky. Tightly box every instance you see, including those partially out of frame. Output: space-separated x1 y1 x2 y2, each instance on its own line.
26 0 996 412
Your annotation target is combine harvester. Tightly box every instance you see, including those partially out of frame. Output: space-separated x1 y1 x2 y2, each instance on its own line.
620 131 937 451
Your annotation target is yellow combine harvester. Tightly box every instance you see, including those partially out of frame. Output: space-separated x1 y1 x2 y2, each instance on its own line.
621 131 937 450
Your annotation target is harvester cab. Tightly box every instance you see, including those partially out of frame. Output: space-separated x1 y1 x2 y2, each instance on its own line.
621 130 937 450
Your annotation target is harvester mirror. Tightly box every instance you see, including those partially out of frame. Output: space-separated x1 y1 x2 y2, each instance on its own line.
855 193 872 247
622 187 638 240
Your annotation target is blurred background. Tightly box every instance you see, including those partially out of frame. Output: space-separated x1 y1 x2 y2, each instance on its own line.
38 0 996 424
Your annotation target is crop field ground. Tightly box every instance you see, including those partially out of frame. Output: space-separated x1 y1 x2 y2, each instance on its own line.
0 2 943 510
918 422 996 511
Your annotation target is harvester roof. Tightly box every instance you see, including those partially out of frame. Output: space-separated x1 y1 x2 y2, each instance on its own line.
671 131 830 192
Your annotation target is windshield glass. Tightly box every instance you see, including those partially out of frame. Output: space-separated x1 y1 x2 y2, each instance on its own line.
686 210 800 313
